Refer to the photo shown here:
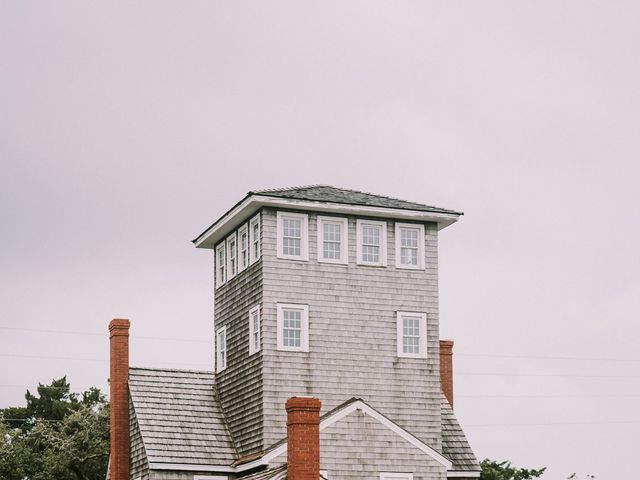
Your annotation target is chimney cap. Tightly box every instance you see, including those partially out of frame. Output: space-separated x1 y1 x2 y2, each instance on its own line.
109 319 130 336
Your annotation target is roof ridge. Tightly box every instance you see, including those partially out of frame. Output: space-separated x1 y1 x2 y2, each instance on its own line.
129 366 214 375
250 184 330 194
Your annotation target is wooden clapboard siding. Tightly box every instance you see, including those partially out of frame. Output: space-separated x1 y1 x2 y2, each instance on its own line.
260 207 442 450
214 215 264 456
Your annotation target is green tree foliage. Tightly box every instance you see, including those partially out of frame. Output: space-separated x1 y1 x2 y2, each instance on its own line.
480 459 546 480
0 377 109 480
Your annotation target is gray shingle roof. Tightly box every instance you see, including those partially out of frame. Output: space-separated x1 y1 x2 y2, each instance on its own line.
128 367 236 466
441 395 481 473
251 185 462 215
238 465 287 480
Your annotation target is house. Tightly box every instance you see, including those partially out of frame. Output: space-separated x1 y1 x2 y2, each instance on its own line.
107 185 481 480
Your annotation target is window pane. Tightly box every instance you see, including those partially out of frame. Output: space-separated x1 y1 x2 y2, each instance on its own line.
362 245 379 263
283 309 302 347
362 225 380 246
283 237 301 256
323 241 341 259
282 218 302 256
283 218 301 238
401 247 418 265
402 316 421 354
401 228 418 247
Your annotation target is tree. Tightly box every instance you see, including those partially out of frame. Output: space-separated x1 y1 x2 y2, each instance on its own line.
0 377 109 480
480 459 546 480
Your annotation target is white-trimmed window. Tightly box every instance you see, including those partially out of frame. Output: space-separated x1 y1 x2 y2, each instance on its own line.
226 233 238 279
249 214 261 263
395 223 425 269
317 216 348 264
277 303 309 352
248 305 261 355
277 212 308 261
397 312 427 358
194 476 229 480
216 326 228 373
216 243 226 287
380 473 413 480
356 219 387 266
238 224 249 273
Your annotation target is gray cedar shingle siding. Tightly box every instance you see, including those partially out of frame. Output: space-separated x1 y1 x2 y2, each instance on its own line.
214 253 264 456
129 397 150 480
441 396 481 474
260 207 443 449
128 367 236 467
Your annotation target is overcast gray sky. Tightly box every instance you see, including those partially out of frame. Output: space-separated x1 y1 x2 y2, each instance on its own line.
1 2 639 479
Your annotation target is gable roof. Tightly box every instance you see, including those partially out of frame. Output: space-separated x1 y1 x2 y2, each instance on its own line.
128 367 236 469
193 185 462 248
238 397 452 472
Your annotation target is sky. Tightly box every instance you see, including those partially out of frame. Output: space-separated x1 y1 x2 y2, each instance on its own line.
1 2 639 479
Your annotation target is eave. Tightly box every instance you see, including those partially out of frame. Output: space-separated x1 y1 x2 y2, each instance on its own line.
193 194 462 250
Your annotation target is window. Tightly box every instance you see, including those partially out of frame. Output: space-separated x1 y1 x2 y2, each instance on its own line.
249 214 261 263
395 223 425 269
397 312 427 358
216 243 226 287
356 219 387 266
276 212 308 260
226 233 238 279
317 216 348 264
248 305 261 355
216 326 227 372
380 474 413 480
237 225 249 273
277 303 309 352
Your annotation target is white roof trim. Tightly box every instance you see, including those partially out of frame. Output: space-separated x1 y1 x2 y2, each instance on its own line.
447 472 481 478
194 195 460 249
237 399 453 472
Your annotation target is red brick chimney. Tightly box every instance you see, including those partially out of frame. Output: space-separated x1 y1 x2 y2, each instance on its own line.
286 397 322 480
109 319 130 480
440 339 454 409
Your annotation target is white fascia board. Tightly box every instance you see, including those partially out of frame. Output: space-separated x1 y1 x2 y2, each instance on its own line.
194 195 460 249
149 463 235 472
238 399 453 472
447 472 481 478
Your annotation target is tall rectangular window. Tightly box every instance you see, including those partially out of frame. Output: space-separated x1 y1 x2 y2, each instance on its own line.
277 303 309 352
238 225 249 273
396 312 427 358
395 223 425 269
216 243 226 287
249 214 261 263
317 216 348 264
227 233 238 279
277 212 308 260
356 219 387 266
216 326 227 373
248 305 260 355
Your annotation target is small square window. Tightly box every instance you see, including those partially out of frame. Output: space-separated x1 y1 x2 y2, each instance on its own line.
356 219 387 266
216 326 228 373
249 214 261 264
238 224 249 273
277 303 309 352
277 212 309 261
395 223 425 270
317 216 348 264
215 243 226 287
396 312 427 358
248 305 261 356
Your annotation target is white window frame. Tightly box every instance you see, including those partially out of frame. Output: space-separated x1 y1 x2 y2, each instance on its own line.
215 243 226 287
395 223 425 270
316 216 349 264
216 326 228 373
226 232 238 280
238 224 249 273
248 304 261 356
194 476 228 480
276 303 309 352
276 211 309 261
396 311 427 359
356 219 387 266
249 214 261 264
380 473 413 480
